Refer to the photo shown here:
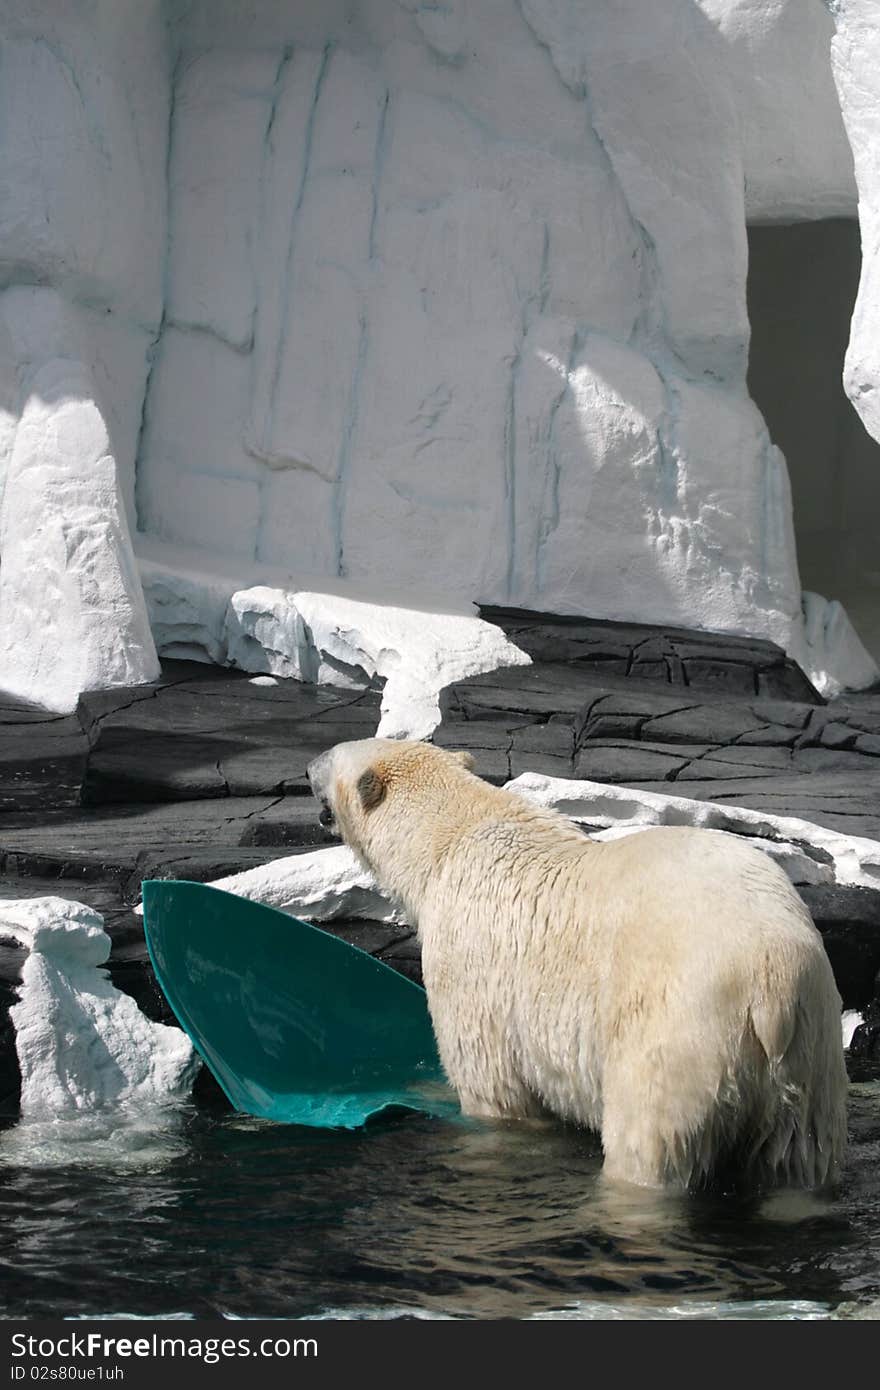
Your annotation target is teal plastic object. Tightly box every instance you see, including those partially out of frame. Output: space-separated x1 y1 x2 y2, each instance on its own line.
141 879 458 1129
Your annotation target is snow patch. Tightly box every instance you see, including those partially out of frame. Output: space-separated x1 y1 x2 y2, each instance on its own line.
508 773 880 891
797 591 879 699
230 587 530 739
841 1010 864 1051
171 844 403 926
0 897 196 1154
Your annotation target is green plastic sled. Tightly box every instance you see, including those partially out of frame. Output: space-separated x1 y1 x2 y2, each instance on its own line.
141 879 458 1129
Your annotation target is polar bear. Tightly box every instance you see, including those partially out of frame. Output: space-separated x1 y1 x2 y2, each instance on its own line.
307 738 847 1190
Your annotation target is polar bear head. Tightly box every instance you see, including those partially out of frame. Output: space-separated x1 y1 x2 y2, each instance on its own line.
306 738 476 894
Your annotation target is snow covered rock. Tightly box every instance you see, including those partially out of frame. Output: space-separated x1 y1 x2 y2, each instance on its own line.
798 590 879 700
209 843 404 925
841 1009 864 1051
508 772 880 891
139 538 530 739
1 896 195 1117
228 586 530 739
200 768 880 931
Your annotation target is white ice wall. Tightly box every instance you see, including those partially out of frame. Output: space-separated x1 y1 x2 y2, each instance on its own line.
700 0 856 222
0 0 170 705
832 1 880 450
134 0 875 691
0 0 170 525
0 0 877 709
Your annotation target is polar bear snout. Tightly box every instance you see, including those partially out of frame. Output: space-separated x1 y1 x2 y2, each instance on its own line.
306 750 337 832
306 749 331 797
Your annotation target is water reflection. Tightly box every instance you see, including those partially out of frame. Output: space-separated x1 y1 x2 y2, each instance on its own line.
0 1076 876 1320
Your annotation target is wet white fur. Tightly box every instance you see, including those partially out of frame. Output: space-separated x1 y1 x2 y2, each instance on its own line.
310 739 848 1190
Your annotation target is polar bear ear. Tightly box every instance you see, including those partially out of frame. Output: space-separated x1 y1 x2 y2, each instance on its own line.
356 766 386 811
449 750 475 771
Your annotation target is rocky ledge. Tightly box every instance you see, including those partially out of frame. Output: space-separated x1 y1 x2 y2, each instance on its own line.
1 610 879 1113
438 609 880 841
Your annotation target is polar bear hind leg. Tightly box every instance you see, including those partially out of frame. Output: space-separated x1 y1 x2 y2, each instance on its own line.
600 987 846 1191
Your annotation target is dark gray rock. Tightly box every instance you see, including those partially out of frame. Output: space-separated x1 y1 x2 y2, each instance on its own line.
756 665 820 703
694 745 793 770
437 622 880 859
433 717 531 744
735 724 802 747
0 700 76 726
238 803 334 848
0 935 27 988
511 721 575 761
581 713 646 741
674 757 784 781
827 694 880 738
321 918 414 958
574 743 701 783
581 688 701 721
82 677 381 802
0 872 132 914
84 729 233 802
629 658 673 683
641 705 766 745
819 721 859 750
0 977 21 1114
373 932 423 986
131 845 316 893
800 884 880 928
752 699 813 730
509 751 573 779
0 715 89 811
680 659 758 696
432 720 514 782
476 609 647 666
849 988 880 1059
790 746 880 774
443 664 600 723
0 797 334 898
633 775 880 842
478 606 823 704
793 887 880 1014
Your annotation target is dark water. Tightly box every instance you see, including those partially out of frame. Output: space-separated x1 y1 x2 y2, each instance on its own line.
1 1067 879 1321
